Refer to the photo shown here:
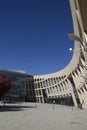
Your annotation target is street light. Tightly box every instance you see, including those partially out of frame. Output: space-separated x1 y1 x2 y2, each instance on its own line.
68 34 87 109
67 34 84 45
67 34 87 51
52 100 55 110
68 34 87 81
68 33 87 83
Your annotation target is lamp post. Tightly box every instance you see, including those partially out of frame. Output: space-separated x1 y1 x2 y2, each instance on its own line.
68 33 87 77
67 33 87 66
67 34 84 46
52 100 55 110
68 34 87 109
68 34 87 51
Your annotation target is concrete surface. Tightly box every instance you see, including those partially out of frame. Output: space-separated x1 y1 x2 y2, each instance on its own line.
0 103 87 130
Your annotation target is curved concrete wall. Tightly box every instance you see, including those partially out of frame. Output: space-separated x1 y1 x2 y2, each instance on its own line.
33 0 87 109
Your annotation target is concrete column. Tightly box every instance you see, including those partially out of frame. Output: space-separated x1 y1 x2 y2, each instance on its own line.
67 79 78 107
72 73 82 103
41 89 44 103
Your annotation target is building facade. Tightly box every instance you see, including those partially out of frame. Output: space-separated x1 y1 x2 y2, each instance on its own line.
33 0 87 109
0 0 87 109
0 70 35 103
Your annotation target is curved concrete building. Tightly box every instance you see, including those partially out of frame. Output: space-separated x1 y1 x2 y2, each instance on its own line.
0 0 87 109
33 0 87 109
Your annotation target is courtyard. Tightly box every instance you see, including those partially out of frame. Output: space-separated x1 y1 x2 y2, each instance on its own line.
0 103 87 130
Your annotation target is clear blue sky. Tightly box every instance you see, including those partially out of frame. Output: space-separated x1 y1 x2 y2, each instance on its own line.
0 0 74 75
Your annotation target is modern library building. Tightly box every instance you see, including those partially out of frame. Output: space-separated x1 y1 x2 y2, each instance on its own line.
0 0 87 109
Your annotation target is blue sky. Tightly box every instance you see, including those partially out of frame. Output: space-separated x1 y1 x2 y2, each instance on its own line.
0 0 74 75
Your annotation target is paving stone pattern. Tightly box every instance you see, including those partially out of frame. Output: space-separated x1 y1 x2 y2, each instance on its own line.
0 103 87 130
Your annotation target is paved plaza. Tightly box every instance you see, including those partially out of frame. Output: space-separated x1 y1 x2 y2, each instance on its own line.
0 102 87 130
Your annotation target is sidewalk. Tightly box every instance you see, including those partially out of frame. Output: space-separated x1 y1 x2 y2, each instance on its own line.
0 103 87 130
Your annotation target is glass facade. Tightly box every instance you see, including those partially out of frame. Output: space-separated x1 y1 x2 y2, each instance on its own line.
0 70 35 103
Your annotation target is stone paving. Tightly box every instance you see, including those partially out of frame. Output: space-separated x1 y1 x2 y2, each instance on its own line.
0 102 87 130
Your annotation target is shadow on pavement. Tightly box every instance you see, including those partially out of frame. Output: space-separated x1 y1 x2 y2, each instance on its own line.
0 104 35 112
